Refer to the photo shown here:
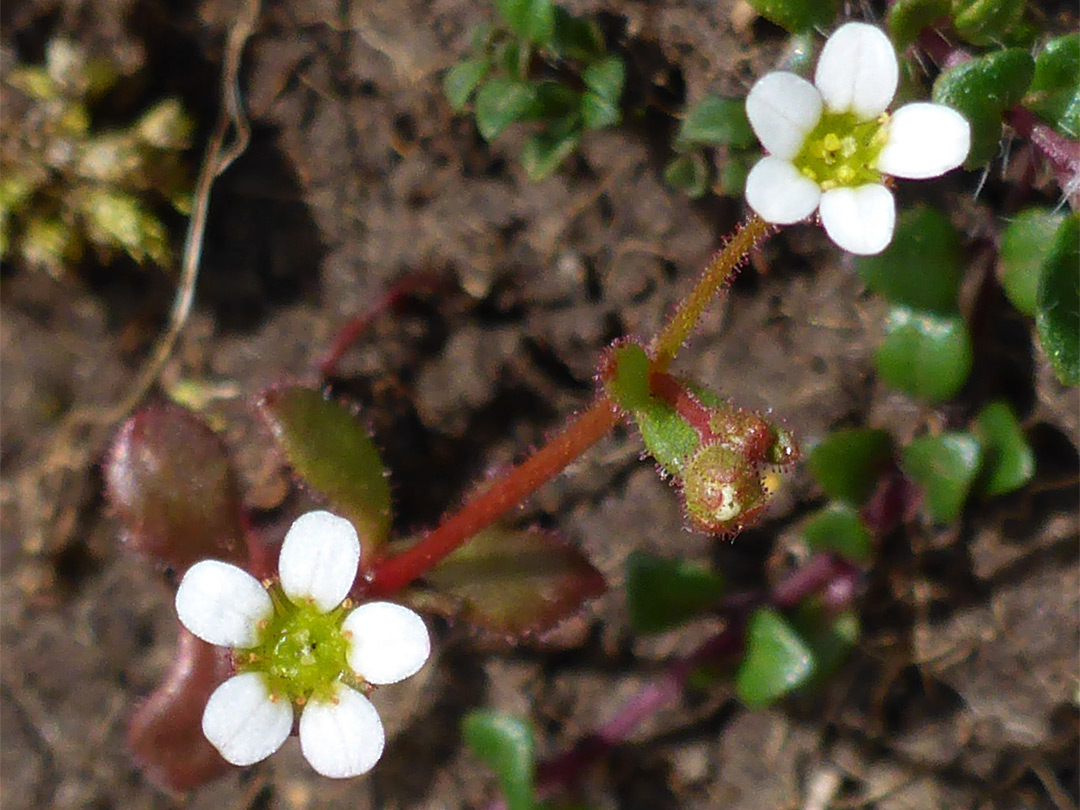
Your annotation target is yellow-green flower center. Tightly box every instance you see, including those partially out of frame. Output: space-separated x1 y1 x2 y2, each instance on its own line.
238 586 352 704
793 111 890 190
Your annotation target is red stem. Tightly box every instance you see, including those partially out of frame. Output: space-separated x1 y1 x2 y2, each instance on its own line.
363 397 619 596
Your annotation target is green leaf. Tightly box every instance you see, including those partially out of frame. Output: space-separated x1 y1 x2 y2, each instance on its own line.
951 0 1026 47
625 552 726 633
663 153 711 198
444 59 490 111
901 433 983 523
581 92 620 130
636 395 701 477
1025 34 1080 138
261 387 392 555
876 307 973 402
998 207 1067 316
1035 214 1080 386
549 8 604 61
716 151 752 197
583 56 625 103
808 428 894 505
790 603 859 690
475 78 540 141
496 0 555 45
463 711 536 810
676 96 756 149
423 524 605 636
973 401 1034 497
887 0 951 48
799 503 874 562
605 342 652 411
932 48 1035 167
745 0 839 33
856 204 964 315
521 118 582 180
105 404 246 573
735 607 816 708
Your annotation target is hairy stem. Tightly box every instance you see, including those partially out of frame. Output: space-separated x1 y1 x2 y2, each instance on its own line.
367 217 773 594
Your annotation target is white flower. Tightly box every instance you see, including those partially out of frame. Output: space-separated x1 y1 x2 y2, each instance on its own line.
175 510 431 778
744 22 971 255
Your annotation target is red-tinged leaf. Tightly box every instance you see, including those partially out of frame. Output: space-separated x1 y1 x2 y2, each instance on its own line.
105 404 245 573
128 625 234 792
260 387 392 558
421 525 605 636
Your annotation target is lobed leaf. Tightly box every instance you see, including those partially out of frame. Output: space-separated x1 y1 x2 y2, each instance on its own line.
625 552 726 633
901 433 983 523
422 524 605 636
932 48 1035 168
998 207 1067 316
1035 213 1080 386
875 306 973 402
105 404 245 573
677 96 756 149
444 59 491 111
735 607 815 708
799 503 874 562
462 711 536 810
973 401 1034 497
856 205 964 315
260 387 392 556
475 78 540 141
807 428 894 505
1024 34 1080 138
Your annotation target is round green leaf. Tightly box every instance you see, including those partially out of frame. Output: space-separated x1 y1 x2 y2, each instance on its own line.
856 204 964 314
496 0 555 45
735 607 816 708
799 503 874 562
444 59 490 111
663 153 710 199
973 401 1034 497
745 0 839 33
475 78 540 141
901 433 983 523
677 96 756 149
999 207 1067 316
261 387 392 554
462 711 536 810
1035 213 1080 386
951 0 1025 46
582 56 625 104
625 552 726 633
875 307 973 402
521 119 581 180
581 92 620 130
932 48 1035 167
1025 34 1080 138
605 342 652 411
807 428 894 505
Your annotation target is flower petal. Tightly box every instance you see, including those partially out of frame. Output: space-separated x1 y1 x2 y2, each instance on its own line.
343 601 431 685
819 184 896 255
745 71 823 159
202 672 293 766
279 511 360 612
175 559 272 648
744 156 822 225
814 22 898 119
876 102 971 179
299 684 385 778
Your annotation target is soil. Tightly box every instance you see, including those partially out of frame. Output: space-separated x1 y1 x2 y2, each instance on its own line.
1 1 1077 809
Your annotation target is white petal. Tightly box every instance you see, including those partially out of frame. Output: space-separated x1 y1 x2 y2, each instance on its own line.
876 102 971 179
175 560 272 648
202 673 293 766
745 71 823 159
815 22 899 119
819 184 897 255
744 156 822 225
279 511 360 612
299 684 385 778
343 601 431 685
